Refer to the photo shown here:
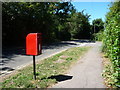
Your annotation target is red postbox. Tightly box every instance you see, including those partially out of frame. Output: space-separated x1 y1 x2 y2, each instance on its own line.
26 33 42 55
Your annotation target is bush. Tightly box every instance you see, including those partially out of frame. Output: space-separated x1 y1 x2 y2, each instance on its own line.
102 1 120 88
94 31 104 41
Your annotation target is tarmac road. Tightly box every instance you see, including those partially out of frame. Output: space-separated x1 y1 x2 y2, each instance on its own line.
1 40 95 77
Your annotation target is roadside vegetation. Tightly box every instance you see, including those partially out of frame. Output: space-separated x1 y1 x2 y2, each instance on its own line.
2 2 104 46
91 18 104 41
2 47 90 88
94 31 104 41
102 1 120 88
2 2 91 47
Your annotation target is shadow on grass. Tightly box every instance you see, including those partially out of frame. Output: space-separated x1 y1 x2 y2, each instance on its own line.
48 74 73 82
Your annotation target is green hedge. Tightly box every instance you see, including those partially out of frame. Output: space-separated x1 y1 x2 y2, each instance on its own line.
102 1 120 87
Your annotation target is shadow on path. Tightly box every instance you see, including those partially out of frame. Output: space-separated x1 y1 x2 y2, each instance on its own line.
48 74 73 82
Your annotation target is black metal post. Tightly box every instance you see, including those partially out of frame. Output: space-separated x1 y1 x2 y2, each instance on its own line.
33 55 36 80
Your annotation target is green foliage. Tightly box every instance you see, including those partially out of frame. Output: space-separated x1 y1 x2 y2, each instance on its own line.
2 47 90 88
91 18 104 41
102 1 120 88
92 18 104 33
2 2 92 46
2 2 75 45
69 11 91 39
94 31 104 41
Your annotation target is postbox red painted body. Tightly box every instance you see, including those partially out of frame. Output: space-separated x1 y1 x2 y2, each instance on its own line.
26 33 42 55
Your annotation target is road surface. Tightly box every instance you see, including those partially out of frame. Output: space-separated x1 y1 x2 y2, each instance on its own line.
1 40 95 77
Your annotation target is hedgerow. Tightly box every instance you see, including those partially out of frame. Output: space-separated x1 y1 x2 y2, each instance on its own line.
102 1 120 88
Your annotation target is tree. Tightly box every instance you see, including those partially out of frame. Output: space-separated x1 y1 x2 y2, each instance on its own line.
92 18 104 33
2 2 77 46
69 10 91 39
2 2 92 47
53 2 75 40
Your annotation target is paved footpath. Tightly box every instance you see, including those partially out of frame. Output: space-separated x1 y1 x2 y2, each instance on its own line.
52 42 106 88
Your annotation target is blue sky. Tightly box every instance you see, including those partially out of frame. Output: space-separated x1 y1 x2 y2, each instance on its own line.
71 2 111 24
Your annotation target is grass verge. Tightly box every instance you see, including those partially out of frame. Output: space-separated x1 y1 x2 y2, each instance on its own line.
2 46 90 88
